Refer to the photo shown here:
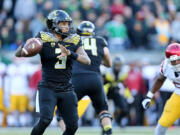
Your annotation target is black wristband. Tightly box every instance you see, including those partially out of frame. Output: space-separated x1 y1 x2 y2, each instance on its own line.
69 51 78 60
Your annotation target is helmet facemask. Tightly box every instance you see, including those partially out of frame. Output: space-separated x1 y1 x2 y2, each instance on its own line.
53 20 74 36
168 55 180 72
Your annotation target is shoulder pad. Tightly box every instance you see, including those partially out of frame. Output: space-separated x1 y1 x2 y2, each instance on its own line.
96 36 105 40
97 36 108 46
96 36 103 39
40 31 58 43
64 34 81 45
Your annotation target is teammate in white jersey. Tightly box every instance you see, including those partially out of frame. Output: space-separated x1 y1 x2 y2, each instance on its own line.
142 43 180 135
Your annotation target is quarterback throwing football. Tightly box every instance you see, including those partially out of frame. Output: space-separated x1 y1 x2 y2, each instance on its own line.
15 10 90 135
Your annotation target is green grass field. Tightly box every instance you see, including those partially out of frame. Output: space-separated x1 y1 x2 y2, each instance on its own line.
0 126 180 135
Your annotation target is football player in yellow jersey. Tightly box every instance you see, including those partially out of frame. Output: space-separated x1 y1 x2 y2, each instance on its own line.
104 56 133 126
142 43 180 135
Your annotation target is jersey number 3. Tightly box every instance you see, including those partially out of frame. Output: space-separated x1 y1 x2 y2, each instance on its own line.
55 48 67 69
83 38 97 56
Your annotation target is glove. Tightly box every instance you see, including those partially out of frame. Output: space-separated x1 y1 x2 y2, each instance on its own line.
142 91 154 109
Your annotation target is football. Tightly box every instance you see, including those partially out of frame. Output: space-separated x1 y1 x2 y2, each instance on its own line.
21 38 43 57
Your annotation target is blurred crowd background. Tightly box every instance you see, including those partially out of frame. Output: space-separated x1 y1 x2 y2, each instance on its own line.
0 0 180 128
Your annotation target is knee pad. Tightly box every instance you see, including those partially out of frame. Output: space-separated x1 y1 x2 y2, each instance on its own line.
99 112 113 123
